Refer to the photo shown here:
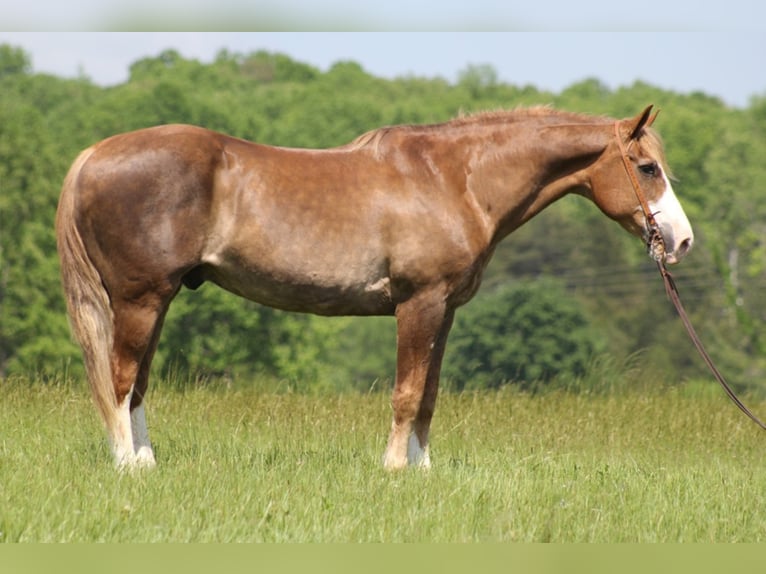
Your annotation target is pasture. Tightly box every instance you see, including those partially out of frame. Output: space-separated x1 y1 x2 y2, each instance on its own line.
1 376 765 542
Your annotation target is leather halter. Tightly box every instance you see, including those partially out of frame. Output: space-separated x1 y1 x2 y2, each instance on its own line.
614 121 766 431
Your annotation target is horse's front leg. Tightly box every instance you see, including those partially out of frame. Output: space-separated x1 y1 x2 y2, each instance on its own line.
383 290 454 470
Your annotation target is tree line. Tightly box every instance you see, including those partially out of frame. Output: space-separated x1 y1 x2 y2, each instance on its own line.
2 43 766 393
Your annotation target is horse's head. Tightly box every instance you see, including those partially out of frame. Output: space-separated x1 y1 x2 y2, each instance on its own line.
588 106 694 264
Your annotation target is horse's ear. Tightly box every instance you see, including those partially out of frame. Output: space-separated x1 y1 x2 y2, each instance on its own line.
625 105 655 140
646 108 660 127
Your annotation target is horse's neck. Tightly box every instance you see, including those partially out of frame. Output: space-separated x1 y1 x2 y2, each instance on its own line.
465 121 610 243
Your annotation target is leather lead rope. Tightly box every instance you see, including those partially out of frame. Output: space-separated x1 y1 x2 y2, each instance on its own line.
658 261 766 430
614 122 766 431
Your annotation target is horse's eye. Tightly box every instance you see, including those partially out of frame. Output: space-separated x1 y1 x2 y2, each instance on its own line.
638 162 659 177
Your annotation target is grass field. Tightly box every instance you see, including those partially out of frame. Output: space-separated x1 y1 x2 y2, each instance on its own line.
1 377 765 542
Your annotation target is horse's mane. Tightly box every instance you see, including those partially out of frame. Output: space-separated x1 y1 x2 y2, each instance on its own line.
345 106 611 151
448 105 606 126
345 106 665 165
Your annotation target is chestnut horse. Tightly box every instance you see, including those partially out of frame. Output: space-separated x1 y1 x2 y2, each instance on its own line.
56 105 693 470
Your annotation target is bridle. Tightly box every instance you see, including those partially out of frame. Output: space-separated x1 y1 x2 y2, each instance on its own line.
613 122 666 263
614 121 766 431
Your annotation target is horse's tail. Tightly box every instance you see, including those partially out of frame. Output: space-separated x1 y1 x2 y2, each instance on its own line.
55 147 118 433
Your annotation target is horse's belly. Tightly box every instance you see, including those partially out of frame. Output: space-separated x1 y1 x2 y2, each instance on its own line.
205 262 395 316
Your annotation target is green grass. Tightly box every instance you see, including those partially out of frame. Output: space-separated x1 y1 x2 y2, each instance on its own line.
1 377 765 542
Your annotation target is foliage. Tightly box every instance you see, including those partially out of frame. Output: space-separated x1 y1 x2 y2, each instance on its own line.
1 43 765 392
0 44 30 77
444 280 606 390
155 285 345 387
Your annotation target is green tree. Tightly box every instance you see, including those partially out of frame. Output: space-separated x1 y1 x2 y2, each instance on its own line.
157 285 347 388
444 280 606 390
0 92 77 375
2 42 765 393
0 44 31 78
238 50 319 83
458 63 499 99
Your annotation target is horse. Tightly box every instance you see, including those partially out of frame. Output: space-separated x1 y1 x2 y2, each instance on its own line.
55 105 693 471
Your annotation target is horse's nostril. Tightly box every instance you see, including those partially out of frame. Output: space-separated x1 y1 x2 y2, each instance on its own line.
678 237 693 256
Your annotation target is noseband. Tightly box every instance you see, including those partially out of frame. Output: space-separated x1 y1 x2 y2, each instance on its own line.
614 121 766 431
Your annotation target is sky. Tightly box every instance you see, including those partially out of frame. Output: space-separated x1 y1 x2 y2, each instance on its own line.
2 32 764 109
1 0 764 31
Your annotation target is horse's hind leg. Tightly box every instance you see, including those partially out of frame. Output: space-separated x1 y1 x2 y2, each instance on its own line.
129 308 170 466
109 296 170 470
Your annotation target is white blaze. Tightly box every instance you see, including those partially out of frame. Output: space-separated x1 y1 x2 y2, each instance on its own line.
648 173 693 264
